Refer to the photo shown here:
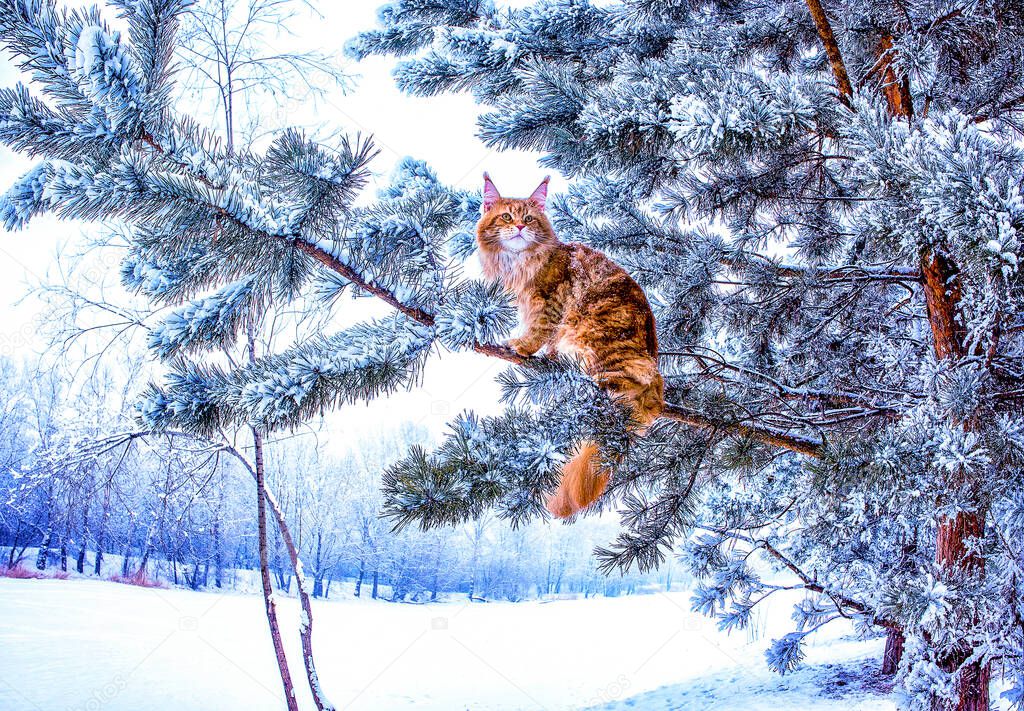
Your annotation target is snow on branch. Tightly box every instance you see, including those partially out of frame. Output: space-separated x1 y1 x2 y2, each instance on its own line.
138 315 435 434
148 275 259 359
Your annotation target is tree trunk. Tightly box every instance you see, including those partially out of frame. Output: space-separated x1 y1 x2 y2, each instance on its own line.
60 510 71 573
882 628 905 676
35 528 51 571
7 520 22 568
431 537 442 602
232 432 335 711
371 570 379 600
77 493 91 574
354 559 364 598
255 457 336 711
253 429 298 711
138 537 154 578
933 510 988 710
190 556 202 590
76 541 87 574
212 517 223 588
312 533 324 598
921 252 989 710
94 480 112 577
804 5 989 706
121 541 132 577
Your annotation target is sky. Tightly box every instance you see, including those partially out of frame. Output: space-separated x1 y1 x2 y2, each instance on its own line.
0 0 552 450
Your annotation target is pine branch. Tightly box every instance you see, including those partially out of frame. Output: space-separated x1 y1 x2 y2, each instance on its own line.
668 346 902 420
803 0 853 104
660 404 823 458
726 253 920 283
294 234 828 457
703 526 897 628
291 237 435 325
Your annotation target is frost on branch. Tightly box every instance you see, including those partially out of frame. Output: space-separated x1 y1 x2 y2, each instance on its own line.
138 316 434 434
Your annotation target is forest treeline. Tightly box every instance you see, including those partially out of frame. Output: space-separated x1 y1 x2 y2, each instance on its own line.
0 358 672 602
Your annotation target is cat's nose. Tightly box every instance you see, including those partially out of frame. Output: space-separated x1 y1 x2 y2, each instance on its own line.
515 223 525 231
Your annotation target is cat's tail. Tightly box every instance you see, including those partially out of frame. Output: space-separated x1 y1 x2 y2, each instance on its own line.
546 441 608 518
545 362 664 519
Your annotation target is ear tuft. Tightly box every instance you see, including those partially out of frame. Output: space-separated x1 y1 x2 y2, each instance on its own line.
529 175 550 210
482 172 501 211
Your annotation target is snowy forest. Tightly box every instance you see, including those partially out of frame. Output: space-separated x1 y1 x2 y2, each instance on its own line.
1 0 1023 710
0 355 655 601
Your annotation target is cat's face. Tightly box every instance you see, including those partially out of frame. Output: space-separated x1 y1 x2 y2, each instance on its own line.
476 175 557 259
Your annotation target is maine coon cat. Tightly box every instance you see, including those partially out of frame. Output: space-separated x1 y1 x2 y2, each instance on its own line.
476 174 664 518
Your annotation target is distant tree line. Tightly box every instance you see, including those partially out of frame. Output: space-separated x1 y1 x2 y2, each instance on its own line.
0 358 673 601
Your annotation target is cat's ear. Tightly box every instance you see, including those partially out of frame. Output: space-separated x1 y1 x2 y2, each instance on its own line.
528 176 550 211
482 172 501 211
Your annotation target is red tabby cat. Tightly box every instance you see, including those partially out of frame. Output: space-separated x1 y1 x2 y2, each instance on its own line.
476 174 664 518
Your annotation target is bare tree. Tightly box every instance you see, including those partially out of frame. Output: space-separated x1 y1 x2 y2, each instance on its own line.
174 1 352 706
178 0 350 152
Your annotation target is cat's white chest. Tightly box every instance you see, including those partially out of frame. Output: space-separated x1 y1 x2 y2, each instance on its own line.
497 250 525 276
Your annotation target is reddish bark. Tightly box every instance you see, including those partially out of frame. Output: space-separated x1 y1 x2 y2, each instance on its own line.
871 34 915 121
922 247 988 711
882 628 905 676
805 0 854 102
803 3 990 705
920 250 966 361
254 429 299 711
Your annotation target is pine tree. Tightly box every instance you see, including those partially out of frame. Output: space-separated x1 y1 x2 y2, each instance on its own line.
346 2 1024 709
0 0 481 708
4 0 1024 708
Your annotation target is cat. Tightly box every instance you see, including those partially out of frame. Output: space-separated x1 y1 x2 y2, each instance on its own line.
476 173 664 518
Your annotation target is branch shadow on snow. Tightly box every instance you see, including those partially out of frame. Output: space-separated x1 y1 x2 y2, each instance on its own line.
584 654 895 711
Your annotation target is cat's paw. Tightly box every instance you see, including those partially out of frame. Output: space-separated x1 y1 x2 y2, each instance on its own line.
507 337 535 356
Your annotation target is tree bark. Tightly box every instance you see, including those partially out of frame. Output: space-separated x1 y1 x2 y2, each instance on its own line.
882 628 905 676
803 4 988 705
260 470 336 711
77 492 90 574
804 0 853 101
121 543 131 577
223 434 337 711
933 510 988 711
35 528 51 571
60 510 71 573
94 480 112 577
7 520 22 568
254 428 298 711
920 218 988 711
213 485 223 589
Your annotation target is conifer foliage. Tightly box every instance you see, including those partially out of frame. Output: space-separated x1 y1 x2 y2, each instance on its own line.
3 0 1024 709
0 0 494 436
350 1 1024 709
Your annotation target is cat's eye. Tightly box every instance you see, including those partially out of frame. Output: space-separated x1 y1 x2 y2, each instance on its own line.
501 213 513 222
524 215 535 223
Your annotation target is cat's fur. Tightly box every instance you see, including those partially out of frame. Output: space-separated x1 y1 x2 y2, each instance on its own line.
476 174 664 518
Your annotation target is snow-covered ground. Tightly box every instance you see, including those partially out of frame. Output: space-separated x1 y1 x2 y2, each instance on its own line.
0 578 895 710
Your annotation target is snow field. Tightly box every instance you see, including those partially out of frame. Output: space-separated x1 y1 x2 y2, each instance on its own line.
0 577 894 710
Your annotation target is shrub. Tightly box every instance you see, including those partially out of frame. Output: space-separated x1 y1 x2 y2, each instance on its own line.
109 570 167 589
